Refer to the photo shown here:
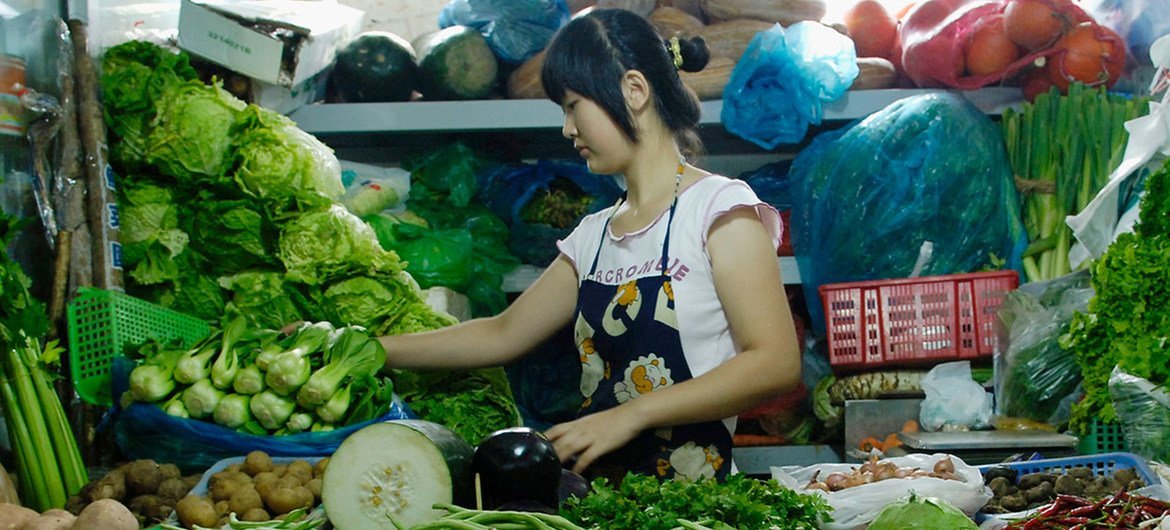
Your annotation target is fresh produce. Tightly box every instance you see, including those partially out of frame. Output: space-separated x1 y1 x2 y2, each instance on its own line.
147 80 246 186
850 57 898 90
472 427 561 510
64 459 200 526
843 0 898 59
17 508 77 530
165 509 322 530
415 26 499 101
697 19 774 62
1003 490 1170 529
0 462 19 505
0 504 38 529
1061 159 1170 432
1045 22 1126 91
1000 84 1147 282
802 455 962 492
1003 0 1070 51
399 504 585 530
981 464 1144 514
72 499 138 530
560 473 830 530
648 6 705 38
332 31 419 103
505 50 546 100
391 368 522 446
172 452 326 529
867 494 977 530
680 57 735 100
0 180 88 511
519 179 594 230
965 15 1020 76
812 371 925 428
322 420 475 530
700 0 827 26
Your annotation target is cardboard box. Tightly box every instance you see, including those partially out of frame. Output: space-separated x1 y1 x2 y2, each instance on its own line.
250 67 331 114
178 0 364 87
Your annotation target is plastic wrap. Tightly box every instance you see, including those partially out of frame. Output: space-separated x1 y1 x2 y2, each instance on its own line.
721 22 858 149
994 270 1093 424
920 361 994 431
438 0 570 64
789 92 1026 336
1109 366 1170 464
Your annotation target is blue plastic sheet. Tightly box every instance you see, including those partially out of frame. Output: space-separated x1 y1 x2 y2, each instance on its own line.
439 0 570 64
788 93 1027 336
722 22 859 149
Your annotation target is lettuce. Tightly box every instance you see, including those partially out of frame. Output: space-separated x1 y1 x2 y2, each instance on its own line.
218 271 306 330
232 106 344 212
187 197 278 275
867 495 977 530
147 80 246 185
278 204 401 286
313 272 418 330
118 179 189 285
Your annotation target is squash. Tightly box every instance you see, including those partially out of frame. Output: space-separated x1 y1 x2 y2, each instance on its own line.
698 19 774 61
332 31 418 103
506 50 546 100
665 0 707 21
648 6 705 38
415 26 499 101
680 56 735 100
850 57 898 90
700 0 827 25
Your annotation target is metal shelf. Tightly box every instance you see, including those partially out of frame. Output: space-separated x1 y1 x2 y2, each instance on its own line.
502 256 800 293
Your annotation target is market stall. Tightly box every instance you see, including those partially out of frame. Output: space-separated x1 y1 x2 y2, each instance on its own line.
1 0 1169 528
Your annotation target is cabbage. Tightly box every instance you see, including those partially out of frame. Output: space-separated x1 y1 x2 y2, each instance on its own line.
147 80 246 185
218 271 305 330
232 106 344 212
314 271 419 329
118 179 189 285
278 204 402 285
867 494 978 530
188 198 277 274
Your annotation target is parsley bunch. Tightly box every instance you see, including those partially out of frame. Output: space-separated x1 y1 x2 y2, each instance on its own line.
559 473 831 530
1061 159 1170 433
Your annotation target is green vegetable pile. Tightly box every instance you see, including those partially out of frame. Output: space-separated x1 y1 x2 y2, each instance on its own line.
866 494 976 530
126 317 394 435
1061 158 1170 433
101 41 519 444
519 178 593 229
560 473 831 530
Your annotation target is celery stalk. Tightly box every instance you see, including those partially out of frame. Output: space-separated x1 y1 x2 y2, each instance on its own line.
2 341 66 509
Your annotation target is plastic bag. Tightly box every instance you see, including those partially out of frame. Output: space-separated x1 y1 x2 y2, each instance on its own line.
772 453 993 530
478 159 623 266
920 361 994 431
390 224 475 291
789 92 1026 336
740 160 794 210
438 0 570 64
338 161 410 217
1109 366 1170 464
722 22 858 149
899 0 1097 89
994 270 1093 424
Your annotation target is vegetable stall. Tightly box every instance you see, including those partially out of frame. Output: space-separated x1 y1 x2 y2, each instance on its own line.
1 0 1169 529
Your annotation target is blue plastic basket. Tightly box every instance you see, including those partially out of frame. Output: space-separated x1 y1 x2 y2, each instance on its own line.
976 452 1156 486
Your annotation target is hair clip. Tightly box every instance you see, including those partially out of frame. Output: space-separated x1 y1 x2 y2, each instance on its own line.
669 36 683 69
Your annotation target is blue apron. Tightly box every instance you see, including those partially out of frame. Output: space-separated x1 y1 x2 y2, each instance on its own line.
572 188 732 482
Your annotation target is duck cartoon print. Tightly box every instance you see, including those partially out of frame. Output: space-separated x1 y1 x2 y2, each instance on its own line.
575 314 605 408
613 354 673 404
658 442 724 481
653 280 678 329
602 280 642 336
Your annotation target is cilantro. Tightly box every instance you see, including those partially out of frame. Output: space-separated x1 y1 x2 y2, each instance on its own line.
560 473 831 530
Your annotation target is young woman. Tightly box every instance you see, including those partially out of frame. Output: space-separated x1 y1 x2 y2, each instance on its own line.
380 8 801 482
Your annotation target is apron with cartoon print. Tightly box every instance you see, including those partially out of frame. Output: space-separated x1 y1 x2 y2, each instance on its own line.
572 192 732 483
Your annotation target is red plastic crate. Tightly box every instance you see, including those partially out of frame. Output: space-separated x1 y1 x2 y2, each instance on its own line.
819 270 1019 370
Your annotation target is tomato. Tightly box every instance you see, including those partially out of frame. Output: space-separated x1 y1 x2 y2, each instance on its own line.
1045 21 1126 91
965 15 1021 76
1003 0 1071 51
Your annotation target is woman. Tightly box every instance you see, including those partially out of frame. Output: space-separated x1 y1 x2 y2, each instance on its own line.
381 8 801 482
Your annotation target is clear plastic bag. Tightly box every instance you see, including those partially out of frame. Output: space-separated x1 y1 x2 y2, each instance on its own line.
438 0 570 64
721 22 858 149
1109 366 1170 464
920 361 994 431
994 270 1093 424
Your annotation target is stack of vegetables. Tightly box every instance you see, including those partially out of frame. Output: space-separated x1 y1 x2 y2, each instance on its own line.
1061 158 1170 434
0 177 88 510
125 315 394 435
1002 83 1148 282
99 41 519 445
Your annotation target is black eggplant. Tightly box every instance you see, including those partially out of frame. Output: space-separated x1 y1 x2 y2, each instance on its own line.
558 469 590 502
472 427 561 509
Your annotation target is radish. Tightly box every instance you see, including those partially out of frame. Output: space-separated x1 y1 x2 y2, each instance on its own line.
323 420 473 529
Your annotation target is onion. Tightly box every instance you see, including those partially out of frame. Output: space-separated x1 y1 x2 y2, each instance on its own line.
1045 21 1126 91
965 15 1021 76
1003 0 1070 51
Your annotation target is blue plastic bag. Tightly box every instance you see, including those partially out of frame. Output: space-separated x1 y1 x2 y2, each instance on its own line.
107 358 413 473
439 0 570 64
788 93 1027 337
722 22 859 149
740 160 794 210
478 159 623 266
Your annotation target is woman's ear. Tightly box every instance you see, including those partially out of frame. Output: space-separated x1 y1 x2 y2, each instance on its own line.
621 70 651 113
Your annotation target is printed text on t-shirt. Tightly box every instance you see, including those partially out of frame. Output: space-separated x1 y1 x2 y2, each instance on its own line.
585 257 690 283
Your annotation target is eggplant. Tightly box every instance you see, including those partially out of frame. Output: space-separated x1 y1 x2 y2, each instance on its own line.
558 469 590 502
472 427 561 509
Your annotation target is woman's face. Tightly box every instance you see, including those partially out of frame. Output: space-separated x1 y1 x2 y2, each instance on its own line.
560 90 631 175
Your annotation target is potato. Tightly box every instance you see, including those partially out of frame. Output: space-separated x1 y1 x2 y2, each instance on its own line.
156 478 189 502
159 464 181 481
242 452 273 477
285 460 312 479
72 499 137 530
225 464 243 475
240 507 270 522
18 510 75 530
275 476 303 493
312 458 329 478
214 500 230 517
127 494 163 519
271 464 288 477
181 475 201 491
88 470 127 502
176 496 218 528
209 474 247 502
305 478 322 502
0 503 38 529
264 486 313 515
126 460 163 496
229 485 263 516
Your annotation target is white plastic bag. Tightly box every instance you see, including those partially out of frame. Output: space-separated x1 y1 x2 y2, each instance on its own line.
920 361 994 431
772 453 992 530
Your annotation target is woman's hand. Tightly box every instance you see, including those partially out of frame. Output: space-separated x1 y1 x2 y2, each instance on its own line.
545 406 645 474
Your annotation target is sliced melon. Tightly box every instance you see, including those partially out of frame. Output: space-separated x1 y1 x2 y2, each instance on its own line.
323 419 473 529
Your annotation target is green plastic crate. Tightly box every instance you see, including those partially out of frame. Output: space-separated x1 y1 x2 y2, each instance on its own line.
66 288 211 406
1077 418 1127 455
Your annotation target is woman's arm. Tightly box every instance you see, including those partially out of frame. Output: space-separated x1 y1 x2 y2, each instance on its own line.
547 207 801 471
379 255 580 371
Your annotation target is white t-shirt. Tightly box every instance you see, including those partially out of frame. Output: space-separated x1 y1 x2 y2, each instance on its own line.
556 174 783 434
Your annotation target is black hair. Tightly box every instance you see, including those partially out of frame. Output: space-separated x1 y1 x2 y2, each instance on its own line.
541 9 710 157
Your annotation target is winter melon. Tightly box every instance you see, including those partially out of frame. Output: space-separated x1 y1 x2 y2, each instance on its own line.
333 31 418 103
415 26 499 101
